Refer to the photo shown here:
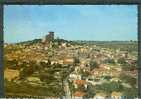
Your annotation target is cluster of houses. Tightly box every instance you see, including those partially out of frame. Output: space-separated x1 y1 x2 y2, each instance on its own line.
4 32 138 98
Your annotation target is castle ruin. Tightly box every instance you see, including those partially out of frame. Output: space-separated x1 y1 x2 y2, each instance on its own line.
42 31 54 43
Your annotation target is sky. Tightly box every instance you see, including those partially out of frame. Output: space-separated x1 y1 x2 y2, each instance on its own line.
4 5 137 43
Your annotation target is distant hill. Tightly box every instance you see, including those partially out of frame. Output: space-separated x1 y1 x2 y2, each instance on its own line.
16 39 42 45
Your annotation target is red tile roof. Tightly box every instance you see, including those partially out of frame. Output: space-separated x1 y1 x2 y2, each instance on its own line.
74 80 86 85
73 91 86 97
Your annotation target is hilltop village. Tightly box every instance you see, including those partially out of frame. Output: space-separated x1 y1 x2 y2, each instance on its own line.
4 32 138 98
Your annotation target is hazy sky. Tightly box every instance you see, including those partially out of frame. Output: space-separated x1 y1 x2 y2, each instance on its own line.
4 5 137 43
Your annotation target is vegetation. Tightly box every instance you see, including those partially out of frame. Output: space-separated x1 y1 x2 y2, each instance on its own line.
104 58 115 64
90 60 99 70
94 82 123 95
5 81 63 97
117 58 127 65
85 84 96 98
4 40 138 97
122 87 138 97
119 73 137 87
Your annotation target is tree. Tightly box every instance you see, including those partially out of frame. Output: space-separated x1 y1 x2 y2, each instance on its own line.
122 87 138 97
39 73 57 83
117 58 127 64
19 62 37 79
104 58 115 64
68 81 75 97
121 64 136 71
119 73 137 87
95 82 123 95
5 59 18 70
85 84 96 98
74 57 80 65
20 66 34 79
89 61 99 70
102 75 112 81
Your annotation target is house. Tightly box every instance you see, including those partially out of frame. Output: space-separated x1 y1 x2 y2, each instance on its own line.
69 73 78 80
80 48 87 53
73 80 87 89
74 66 80 73
61 42 67 48
80 58 90 68
121 83 132 88
94 93 106 99
110 78 121 82
58 60 63 64
74 80 86 85
126 59 137 65
73 91 86 97
99 64 110 70
63 57 74 65
115 67 122 72
111 91 122 99
27 76 42 84
51 60 58 65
